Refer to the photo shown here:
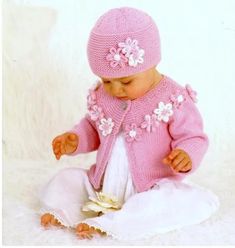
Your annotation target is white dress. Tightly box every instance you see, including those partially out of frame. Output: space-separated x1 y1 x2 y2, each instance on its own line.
39 133 219 241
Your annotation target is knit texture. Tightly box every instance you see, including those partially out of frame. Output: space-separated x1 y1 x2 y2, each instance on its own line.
87 7 161 78
69 75 209 192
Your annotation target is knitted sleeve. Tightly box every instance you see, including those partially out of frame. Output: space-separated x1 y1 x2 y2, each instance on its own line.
168 94 209 174
67 113 100 155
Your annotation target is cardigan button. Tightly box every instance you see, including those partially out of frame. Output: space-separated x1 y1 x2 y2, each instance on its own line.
121 101 128 110
121 124 125 132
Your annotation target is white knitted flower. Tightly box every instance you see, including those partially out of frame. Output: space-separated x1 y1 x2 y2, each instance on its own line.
114 37 145 67
170 92 185 109
87 89 96 108
82 192 121 214
87 81 101 109
88 104 104 121
154 102 173 123
118 38 139 57
124 123 142 142
128 48 145 67
98 118 114 136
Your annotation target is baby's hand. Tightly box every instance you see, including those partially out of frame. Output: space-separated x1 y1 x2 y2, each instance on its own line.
162 149 192 173
52 132 79 160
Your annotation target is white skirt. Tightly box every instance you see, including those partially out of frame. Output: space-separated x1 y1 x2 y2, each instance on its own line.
39 135 219 241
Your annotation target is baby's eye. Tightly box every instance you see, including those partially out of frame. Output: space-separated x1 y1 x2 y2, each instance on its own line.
103 80 110 84
122 81 131 85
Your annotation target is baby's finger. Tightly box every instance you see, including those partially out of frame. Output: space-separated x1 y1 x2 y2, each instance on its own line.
68 133 77 141
66 135 78 148
55 152 61 160
52 138 57 147
53 141 61 153
53 141 61 149
52 136 62 147
66 141 78 150
54 146 61 155
52 141 56 151
168 149 181 160
179 162 192 172
60 142 66 154
174 158 189 172
171 153 185 169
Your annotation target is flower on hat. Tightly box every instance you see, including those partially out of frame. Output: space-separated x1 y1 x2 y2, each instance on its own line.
119 38 145 67
118 38 139 57
128 47 145 67
106 37 145 68
106 47 128 68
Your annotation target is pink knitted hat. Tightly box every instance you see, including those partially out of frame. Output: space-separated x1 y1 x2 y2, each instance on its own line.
87 7 161 78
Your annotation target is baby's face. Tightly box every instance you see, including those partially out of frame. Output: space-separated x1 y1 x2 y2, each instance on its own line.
101 67 160 100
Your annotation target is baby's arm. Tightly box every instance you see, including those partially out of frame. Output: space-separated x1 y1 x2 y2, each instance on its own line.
52 113 100 159
165 93 209 174
67 113 100 155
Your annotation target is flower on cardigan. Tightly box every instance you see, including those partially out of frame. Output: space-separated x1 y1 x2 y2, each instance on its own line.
82 191 121 215
124 123 142 142
154 102 173 123
185 84 197 103
170 92 185 109
88 104 104 121
141 114 160 132
87 89 97 109
98 118 114 136
106 47 128 68
87 81 102 109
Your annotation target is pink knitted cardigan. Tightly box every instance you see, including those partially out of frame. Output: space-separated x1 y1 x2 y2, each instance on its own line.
69 75 209 192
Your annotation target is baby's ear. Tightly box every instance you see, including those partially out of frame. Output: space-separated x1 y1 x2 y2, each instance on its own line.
94 84 101 91
93 80 102 91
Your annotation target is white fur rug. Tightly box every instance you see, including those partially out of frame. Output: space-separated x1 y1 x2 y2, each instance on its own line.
3 0 235 245
3 158 235 245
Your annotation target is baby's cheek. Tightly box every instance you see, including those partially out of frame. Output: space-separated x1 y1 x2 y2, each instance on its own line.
103 84 112 96
127 87 147 99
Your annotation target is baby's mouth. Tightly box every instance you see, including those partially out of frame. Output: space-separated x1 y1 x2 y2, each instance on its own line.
117 96 128 100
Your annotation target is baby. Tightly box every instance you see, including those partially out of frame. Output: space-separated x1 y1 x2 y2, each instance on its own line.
39 7 219 240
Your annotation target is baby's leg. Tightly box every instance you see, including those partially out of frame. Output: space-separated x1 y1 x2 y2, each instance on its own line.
40 212 106 239
39 167 108 239
41 213 64 228
75 223 106 239
39 168 97 228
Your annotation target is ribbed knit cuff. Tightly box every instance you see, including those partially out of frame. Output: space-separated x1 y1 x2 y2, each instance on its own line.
176 140 208 175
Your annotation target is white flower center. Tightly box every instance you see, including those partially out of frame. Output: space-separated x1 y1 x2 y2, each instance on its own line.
177 95 184 103
129 130 136 138
114 54 121 61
